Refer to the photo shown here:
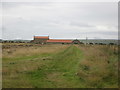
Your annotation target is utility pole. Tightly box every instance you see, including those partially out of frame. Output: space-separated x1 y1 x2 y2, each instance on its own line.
86 37 88 45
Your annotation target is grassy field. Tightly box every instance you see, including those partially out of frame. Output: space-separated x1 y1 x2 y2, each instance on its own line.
2 44 118 88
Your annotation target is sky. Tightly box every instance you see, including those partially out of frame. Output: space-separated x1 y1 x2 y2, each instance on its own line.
1 1 118 40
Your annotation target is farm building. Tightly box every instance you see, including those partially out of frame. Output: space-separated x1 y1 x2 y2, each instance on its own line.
31 36 49 44
47 39 72 44
72 39 83 44
31 36 82 44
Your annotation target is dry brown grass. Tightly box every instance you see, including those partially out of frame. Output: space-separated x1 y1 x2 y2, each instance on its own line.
2 44 69 58
77 45 118 88
2 44 70 74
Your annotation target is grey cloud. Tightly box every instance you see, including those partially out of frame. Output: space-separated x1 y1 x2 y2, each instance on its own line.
70 21 93 27
87 31 118 35
2 2 118 40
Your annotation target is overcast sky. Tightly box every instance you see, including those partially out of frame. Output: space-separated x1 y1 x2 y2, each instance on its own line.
1 1 118 40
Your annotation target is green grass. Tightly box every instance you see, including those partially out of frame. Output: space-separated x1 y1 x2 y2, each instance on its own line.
27 45 84 88
3 53 52 62
2 45 118 88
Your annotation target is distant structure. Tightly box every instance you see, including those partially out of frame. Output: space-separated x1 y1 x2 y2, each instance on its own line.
31 36 49 44
72 39 81 44
31 35 82 44
47 39 72 44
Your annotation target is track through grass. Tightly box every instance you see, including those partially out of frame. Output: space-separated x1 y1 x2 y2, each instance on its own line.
2 45 118 88
28 45 84 88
